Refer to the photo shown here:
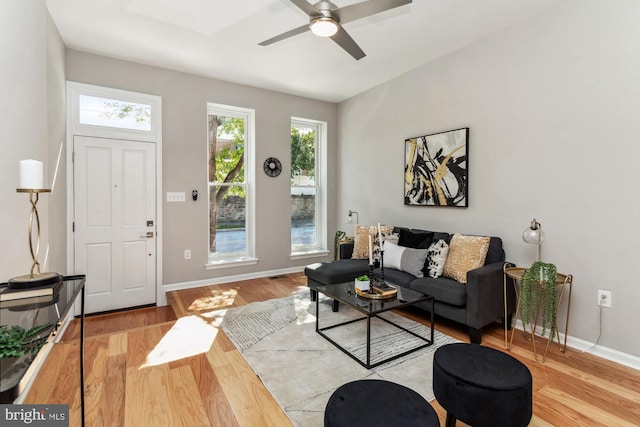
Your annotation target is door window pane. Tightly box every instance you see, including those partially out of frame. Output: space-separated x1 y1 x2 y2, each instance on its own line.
79 95 152 131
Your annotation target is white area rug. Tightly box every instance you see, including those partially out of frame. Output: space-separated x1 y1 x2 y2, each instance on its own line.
210 292 459 427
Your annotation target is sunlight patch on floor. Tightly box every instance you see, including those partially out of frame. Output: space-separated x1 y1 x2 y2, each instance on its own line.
188 288 237 311
294 292 316 326
141 315 219 368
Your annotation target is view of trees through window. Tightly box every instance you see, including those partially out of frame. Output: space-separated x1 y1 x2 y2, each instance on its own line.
291 122 318 250
208 114 246 256
79 94 152 131
207 111 321 258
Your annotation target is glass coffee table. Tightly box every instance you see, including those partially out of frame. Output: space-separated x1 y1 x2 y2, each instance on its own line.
315 282 434 369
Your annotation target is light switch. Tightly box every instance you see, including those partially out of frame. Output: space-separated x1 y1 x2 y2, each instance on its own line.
167 192 186 202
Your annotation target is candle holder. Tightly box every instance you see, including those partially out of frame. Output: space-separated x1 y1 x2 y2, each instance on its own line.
379 250 385 284
8 189 61 289
368 263 375 293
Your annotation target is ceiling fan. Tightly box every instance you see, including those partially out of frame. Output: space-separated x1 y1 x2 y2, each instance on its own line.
259 0 412 60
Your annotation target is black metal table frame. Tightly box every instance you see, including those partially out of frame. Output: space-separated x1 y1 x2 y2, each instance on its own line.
315 287 434 369
45 275 86 427
44 275 86 427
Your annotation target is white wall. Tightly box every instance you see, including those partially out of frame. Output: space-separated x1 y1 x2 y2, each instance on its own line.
337 0 640 358
65 51 337 285
47 11 67 274
0 1 66 280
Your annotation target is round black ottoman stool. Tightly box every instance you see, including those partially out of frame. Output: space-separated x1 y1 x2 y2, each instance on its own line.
325 379 440 427
433 343 532 427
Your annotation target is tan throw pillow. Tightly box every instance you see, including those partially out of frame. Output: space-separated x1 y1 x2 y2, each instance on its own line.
352 224 394 259
443 234 490 283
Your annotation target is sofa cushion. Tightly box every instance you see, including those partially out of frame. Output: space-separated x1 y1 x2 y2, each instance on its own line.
425 239 450 278
398 229 434 249
384 241 429 278
432 231 452 244
443 234 490 284
352 224 394 259
410 276 467 306
484 237 505 265
305 259 369 285
379 267 416 288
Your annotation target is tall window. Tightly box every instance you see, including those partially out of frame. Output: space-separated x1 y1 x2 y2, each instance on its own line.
208 103 254 264
291 118 326 254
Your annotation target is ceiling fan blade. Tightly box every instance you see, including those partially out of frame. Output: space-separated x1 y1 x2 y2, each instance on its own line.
259 24 310 46
335 0 412 25
331 25 366 60
289 0 320 17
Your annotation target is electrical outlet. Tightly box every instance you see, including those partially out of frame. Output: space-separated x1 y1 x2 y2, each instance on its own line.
598 290 612 308
184 249 191 260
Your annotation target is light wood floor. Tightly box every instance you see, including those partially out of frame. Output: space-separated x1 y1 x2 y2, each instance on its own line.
25 273 640 426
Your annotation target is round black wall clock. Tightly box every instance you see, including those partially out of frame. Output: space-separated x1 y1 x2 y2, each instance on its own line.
263 157 282 177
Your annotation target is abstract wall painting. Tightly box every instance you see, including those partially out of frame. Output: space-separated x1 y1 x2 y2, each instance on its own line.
404 128 469 207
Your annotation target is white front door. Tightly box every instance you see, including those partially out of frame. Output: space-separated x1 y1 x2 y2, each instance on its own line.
74 136 156 313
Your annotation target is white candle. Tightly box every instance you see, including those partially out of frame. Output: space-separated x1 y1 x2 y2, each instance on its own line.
19 159 44 189
368 235 373 265
378 222 383 247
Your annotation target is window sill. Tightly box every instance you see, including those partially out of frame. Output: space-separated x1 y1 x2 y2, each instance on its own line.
290 250 330 261
206 256 259 270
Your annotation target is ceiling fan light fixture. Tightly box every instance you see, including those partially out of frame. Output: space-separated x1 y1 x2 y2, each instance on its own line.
310 17 338 37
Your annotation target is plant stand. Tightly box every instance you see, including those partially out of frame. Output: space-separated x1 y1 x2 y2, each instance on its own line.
503 266 573 363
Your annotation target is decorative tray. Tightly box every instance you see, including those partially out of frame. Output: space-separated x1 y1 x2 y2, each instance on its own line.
355 287 397 300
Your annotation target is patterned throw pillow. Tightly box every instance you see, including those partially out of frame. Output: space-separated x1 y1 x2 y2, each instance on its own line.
352 224 395 260
425 239 449 278
442 234 490 283
374 230 399 263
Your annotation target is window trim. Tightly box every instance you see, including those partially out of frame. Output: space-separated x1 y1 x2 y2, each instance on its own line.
68 82 160 142
290 117 327 256
206 103 256 267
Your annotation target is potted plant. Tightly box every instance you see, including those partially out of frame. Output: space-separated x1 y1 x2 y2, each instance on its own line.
0 323 52 359
1 323 53 397
519 262 558 338
355 275 370 292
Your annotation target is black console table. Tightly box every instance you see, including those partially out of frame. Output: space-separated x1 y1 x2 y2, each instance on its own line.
0 275 85 425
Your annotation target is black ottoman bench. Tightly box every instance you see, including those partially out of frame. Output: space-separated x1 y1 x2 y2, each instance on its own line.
325 379 440 427
433 343 532 427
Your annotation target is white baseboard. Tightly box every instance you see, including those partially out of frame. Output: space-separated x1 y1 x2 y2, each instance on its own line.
163 266 306 294
513 319 640 371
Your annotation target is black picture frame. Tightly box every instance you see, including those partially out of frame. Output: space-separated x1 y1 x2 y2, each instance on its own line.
404 127 469 207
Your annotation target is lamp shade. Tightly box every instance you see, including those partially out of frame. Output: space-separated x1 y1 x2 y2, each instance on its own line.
522 227 544 245
522 218 544 261
345 210 359 224
310 17 338 37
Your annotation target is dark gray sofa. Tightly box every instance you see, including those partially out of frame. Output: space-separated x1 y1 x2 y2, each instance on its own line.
305 227 516 344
